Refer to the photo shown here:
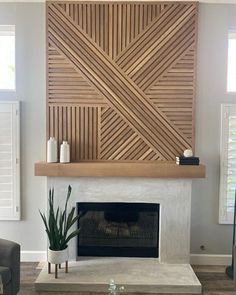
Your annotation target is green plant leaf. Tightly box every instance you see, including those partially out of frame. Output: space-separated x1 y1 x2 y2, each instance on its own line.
39 185 80 251
64 228 81 245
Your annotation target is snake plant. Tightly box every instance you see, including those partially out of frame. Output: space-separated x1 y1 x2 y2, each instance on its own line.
39 185 80 251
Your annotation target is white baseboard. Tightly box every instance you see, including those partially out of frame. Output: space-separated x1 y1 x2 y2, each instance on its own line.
190 254 232 266
21 251 46 262
20 251 232 265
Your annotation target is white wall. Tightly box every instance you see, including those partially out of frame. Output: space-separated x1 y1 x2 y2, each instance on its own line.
0 3 236 260
191 3 236 255
0 3 47 259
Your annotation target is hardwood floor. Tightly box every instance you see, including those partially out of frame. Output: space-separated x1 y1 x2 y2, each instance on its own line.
19 263 235 294
193 265 235 294
19 263 41 295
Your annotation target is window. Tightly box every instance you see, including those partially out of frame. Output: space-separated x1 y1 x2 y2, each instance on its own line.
227 31 236 92
0 102 20 220
219 104 236 224
0 25 15 91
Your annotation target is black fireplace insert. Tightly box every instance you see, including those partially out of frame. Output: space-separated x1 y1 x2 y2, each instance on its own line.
77 202 159 258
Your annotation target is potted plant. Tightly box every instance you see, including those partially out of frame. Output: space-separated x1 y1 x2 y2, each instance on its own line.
39 185 80 277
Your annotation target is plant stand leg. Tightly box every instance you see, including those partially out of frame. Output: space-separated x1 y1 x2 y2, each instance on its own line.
48 262 51 274
65 261 68 273
55 264 58 279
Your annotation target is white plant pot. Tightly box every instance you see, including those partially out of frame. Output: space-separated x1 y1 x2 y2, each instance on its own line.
48 247 69 265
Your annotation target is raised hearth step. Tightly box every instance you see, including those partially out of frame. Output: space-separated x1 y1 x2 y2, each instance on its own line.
35 258 201 294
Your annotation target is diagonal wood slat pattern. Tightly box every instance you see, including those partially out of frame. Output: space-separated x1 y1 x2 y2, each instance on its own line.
47 1 198 162
48 4 190 159
146 48 195 144
48 45 107 105
100 108 162 161
58 3 167 59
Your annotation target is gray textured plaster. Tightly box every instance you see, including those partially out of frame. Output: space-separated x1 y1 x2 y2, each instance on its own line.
48 178 192 263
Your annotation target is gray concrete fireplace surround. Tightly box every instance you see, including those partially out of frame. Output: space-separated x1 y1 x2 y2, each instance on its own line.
48 177 192 264
35 177 202 294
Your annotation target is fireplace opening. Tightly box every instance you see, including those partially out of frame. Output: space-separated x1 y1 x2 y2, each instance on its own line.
77 202 159 258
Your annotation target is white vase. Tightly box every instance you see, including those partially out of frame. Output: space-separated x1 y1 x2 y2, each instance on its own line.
47 137 58 163
48 247 69 265
60 141 70 163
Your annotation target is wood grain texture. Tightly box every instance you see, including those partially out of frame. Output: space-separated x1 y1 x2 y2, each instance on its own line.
34 161 206 178
47 1 198 162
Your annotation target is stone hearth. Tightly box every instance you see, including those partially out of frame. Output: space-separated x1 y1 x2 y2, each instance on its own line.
35 258 201 294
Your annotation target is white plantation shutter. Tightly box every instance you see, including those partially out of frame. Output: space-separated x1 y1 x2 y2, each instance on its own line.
0 101 20 220
219 104 236 224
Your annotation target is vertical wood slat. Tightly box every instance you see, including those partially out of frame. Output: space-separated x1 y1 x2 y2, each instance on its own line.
67 107 71 157
58 107 63 147
84 106 88 160
126 4 130 46
97 107 101 159
89 108 93 159
48 105 100 161
75 107 80 161
47 2 197 162
113 4 117 58
71 106 76 161
78 4 82 28
65 3 162 59
80 107 84 159
122 5 126 51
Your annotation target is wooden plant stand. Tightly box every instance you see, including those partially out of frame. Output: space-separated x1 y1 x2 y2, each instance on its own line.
48 261 68 278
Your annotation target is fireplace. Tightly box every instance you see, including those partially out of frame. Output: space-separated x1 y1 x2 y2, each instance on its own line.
48 178 191 263
77 202 159 258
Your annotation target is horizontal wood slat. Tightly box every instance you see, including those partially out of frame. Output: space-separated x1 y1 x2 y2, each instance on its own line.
47 1 198 162
48 45 107 105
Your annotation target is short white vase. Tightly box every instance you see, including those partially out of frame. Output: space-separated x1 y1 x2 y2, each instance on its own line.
60 141 70 163
48 247 69 265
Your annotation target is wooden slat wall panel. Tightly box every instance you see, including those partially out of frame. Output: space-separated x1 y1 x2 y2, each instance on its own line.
146 48 195 144
48 105 100 161
58 3 164 59
47 1 198 162
48 45 107 105
100 108 162 161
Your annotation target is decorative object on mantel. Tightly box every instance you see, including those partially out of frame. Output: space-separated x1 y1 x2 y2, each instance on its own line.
108 279 125 295
183 149 194 158
39 185 81 278
176 149 200 165
47 137 57 163
60 141 70 163
176 156 200 165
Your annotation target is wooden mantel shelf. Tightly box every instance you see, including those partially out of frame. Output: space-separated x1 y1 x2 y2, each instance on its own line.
34 161 206 178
